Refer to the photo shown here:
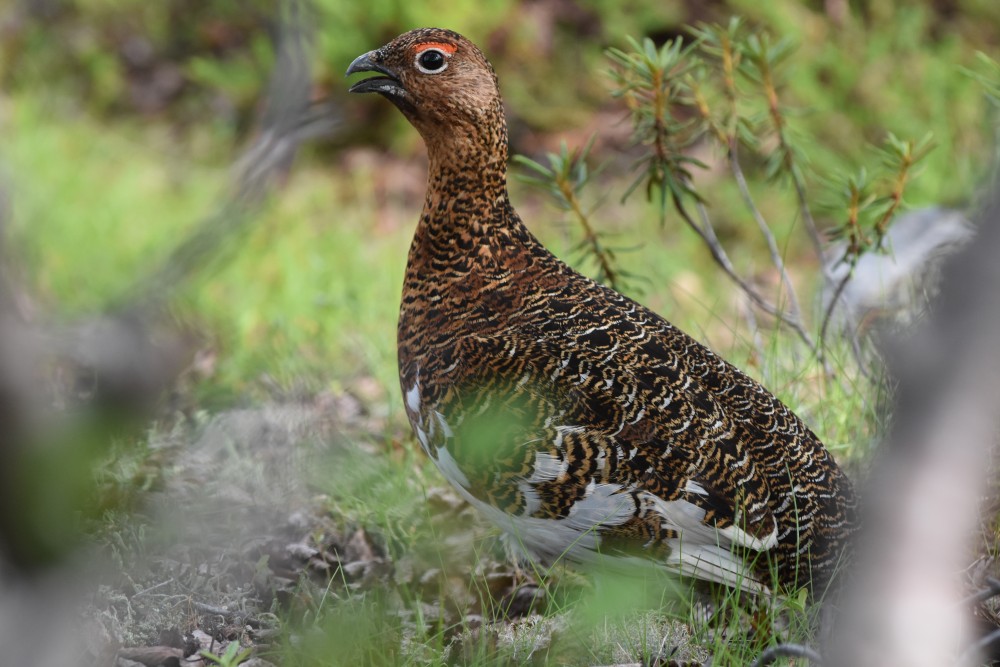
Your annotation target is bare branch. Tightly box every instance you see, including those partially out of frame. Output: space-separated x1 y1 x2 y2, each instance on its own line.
675 198 825 367
729 138 806 323
121 0 341 313
818 267 853 353
789 165 830 279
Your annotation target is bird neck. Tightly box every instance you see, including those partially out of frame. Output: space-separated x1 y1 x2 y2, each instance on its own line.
425 118 509 192
419 120 514 241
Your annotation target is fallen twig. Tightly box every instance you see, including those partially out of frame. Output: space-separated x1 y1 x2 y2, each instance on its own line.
750 643 824 667
958 627 1000 666
963 576 1000 607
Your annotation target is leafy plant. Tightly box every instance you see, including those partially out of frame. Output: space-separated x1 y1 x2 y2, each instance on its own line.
818 133 935 346
514 138 637 291
606 35 704 221
519 17 946 376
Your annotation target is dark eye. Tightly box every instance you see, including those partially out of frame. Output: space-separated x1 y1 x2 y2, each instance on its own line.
416 49 447 74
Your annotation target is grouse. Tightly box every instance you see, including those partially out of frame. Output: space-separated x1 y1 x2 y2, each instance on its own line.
347 28 857 595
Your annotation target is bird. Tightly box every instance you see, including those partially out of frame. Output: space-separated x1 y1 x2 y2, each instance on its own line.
346 27 857 595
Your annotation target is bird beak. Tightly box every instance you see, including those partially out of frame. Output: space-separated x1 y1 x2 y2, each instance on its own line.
346 50 404 97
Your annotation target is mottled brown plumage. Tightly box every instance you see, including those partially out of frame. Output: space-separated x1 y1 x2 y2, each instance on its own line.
347 28 857 594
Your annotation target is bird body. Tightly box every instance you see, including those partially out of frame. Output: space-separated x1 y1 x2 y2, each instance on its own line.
347 28 856 594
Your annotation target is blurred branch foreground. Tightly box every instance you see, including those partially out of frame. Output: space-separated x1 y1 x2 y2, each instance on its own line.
0 2 338 664
827 185 1000 666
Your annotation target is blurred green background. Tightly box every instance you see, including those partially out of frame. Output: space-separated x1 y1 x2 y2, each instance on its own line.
3 2 999 662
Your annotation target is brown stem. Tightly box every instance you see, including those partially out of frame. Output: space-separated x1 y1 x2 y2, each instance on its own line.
874 149 913 242
820 184 865 353
557 178 619 290
762 70 829 278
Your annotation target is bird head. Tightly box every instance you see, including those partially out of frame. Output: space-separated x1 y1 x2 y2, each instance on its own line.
346 28 505 155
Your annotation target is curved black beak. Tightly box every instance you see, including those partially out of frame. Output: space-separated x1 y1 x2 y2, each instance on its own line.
346 50 404 97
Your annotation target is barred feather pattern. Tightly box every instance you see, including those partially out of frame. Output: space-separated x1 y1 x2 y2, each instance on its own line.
350 27 857 594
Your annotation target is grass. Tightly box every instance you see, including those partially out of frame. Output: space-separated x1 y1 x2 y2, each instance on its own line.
7 3 1000 662
3 84 881 664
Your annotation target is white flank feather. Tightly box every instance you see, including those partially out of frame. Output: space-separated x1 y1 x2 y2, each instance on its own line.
527 451 568 482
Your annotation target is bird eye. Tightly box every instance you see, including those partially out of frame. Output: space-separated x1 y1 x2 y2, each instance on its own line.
415 48 448 74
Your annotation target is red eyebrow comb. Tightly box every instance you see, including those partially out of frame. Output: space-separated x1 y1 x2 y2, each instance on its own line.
415 42 457 55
